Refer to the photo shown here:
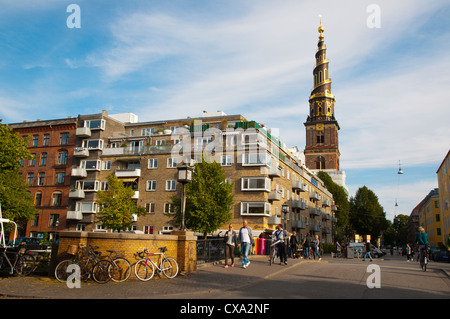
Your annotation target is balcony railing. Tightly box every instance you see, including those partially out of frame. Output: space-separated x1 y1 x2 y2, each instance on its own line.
115 169 141 178
66 211 83 220
69 189 85 199
268 191 281 201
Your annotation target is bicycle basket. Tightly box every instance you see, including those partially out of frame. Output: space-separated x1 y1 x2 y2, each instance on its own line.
67 245 78 255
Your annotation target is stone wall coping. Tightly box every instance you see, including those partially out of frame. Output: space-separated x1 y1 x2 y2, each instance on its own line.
58 231 188 241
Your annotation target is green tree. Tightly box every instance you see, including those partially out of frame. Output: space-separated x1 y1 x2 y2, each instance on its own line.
96 174 146 232
171 160 234 237
391 214 409 246
0 120 36 228
317 171 351 241
349 186 389 242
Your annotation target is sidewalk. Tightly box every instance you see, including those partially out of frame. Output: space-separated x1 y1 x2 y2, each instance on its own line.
0 255 318 299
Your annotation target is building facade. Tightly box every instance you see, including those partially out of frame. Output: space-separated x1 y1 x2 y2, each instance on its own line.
436 150 450 246
9 118 78 239
62 110 336 243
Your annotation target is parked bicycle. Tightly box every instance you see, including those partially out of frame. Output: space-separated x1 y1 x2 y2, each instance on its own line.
97 250 131 283
134 247 179 281
0 242 35 276
55 244 105 283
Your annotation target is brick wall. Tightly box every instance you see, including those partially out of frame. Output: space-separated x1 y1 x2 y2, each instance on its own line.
56 231 197 276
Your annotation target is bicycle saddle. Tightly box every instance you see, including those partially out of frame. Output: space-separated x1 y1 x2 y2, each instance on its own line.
159 247 167 253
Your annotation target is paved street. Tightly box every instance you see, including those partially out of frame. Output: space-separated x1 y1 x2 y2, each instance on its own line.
0 253 449 300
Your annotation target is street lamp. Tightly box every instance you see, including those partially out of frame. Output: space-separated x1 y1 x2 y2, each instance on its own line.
177 163 193 231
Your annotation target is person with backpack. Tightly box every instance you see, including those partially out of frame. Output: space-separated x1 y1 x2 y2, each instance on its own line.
303 232 312 260
274 224 288 265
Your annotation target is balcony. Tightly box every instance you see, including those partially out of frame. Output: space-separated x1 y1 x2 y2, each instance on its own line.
310 191 320 201
310 224 321 232
268 215 281 225
322 213 331 221
268 190 281 201
322 227 331 234
331 205 338 211
115 169 141 178
309 208 321 217
292 200 307 210
332 217 338 223
69 189 85 199
322 199 331 207
71 168 87 178
76 127 91 137
73 147 89 157
292 181 308 192
292 220 306 229
66 211 83 221
267 167 281 178
132 191 139 199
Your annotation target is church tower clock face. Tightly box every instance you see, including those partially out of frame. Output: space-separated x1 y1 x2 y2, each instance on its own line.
304 17 340 172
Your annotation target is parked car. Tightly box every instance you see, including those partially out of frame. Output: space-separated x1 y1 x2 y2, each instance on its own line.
370 244 386 258
431 250 450 262
7 237 50 251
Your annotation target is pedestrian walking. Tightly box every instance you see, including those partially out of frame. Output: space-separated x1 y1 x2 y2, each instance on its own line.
223 224 238 268
290 231 299 258
274 224 288 265
335 241 342 258
237 220 254 269
363 240 373 261
312 234 321 260
405 243 412 262
303 232 312 260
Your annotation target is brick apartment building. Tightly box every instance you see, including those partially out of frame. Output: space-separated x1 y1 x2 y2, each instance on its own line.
9 118 78 240
64 110 336 243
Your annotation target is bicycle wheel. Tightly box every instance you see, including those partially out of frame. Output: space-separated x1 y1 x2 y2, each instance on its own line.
423 256 427 272
77 258 95 282
16 254 36 276
134 259 155 281
111 257 131 282
55 259 73 282
92 260 114 284
161 257 178 279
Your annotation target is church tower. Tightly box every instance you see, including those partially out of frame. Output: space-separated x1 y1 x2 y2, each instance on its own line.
304 17 340 171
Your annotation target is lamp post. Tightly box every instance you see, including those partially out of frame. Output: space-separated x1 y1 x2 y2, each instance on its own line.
282 202 289 229
177 164 193 231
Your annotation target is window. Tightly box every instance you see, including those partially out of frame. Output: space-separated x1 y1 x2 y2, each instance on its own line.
436 214 440 222
84 119 105 130
40 152 47 166
164 203 175 214
167 157 178 168
76 202 98 213
141 128 154 136
32 135 39 147
81 160 101 170
102 160 111 170
49 214 60 227
27 173 34 185
241 177 270 191
59 133 69 145
144 225 154 234
315 156 325 170
55 172 65 185
240 202 271 216
242 152 270 166
156 140 166 146
51 191 62 206
434 201 439 209
148 158 158 169
76 180 99 191
38 172 45 186
29 154 36 166
221 155 233 166
166 180 176 191
146 180 157 191
43 134 49 146
76 224 86 231
83 139 104 150
57 150 68 165
35 191 42 206
32 214 39 227
163 226 174 232
316 132 324 144
146 203 155 214
100 181 109 191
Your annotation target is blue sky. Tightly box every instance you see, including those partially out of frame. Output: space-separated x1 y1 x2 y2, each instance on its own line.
1 0 450 221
